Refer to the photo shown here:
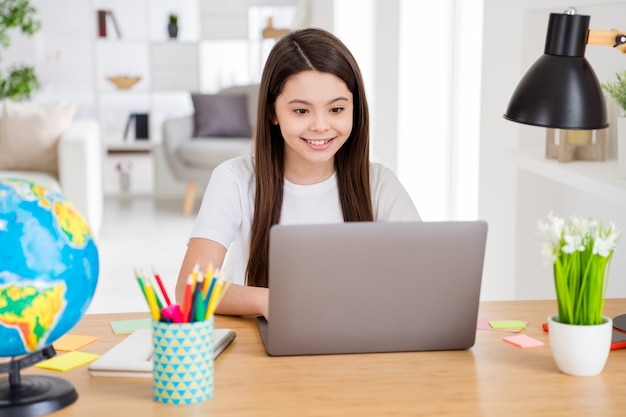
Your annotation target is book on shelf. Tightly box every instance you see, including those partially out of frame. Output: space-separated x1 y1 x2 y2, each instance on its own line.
97 10 107 37
88 327 236 378
123 113 150 141
97 9 121 38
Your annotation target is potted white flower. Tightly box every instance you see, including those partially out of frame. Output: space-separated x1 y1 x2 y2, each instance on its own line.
537 212 621 376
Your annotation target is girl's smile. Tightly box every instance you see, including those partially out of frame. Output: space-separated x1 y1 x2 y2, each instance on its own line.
302 137 335 149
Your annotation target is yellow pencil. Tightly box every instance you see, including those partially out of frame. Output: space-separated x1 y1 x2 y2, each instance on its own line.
213 281 231 312
205 280 225 318
191 263 199 286
143 278 161 321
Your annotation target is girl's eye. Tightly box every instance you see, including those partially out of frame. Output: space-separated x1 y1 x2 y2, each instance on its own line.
330 107 344 113
294 108 308 114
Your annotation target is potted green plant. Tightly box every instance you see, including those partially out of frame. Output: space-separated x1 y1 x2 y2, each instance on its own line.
0 0 41 101
602 70 626 113
537 212 621 376
601 71 626 179
167 13 178 39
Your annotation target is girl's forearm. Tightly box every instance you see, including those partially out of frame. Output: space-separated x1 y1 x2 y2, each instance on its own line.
215 283 269 317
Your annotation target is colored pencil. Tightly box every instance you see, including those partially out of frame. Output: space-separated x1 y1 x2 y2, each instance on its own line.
133 268 147 301
144 269 164 310
152 266 172 306
143 278 161 321
206 280 225 318
201 270 218 318
202 262 214 296
181 273 194 322
180 264 199 322
190 275 204 322
207 281 231 318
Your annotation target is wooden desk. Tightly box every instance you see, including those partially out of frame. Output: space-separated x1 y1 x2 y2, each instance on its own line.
26 299 626 416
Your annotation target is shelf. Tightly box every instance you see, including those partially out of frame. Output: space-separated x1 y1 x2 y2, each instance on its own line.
107 141 153 154
509 148 626 207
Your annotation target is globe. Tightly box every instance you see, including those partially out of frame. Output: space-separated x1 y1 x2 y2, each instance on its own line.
0 177 99 357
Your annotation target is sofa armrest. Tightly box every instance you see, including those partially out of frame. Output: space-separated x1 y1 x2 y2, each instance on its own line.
162 115 194 180
58 119 104 239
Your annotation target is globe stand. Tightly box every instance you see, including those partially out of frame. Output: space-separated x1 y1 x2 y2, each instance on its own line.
0 346 78 417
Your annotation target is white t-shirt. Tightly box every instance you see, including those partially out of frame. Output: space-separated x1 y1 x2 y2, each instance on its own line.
190 155 420 284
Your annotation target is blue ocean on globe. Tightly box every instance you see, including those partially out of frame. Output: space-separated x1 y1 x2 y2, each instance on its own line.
0 178 99 357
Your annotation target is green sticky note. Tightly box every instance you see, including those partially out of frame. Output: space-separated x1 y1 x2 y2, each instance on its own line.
109 318 152 334
489 320 526 330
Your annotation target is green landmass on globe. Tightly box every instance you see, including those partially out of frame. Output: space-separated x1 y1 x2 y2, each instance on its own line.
0 178 99 357
0 284 66 351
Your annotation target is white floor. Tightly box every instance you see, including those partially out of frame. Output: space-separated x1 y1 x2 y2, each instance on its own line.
87 196 196 314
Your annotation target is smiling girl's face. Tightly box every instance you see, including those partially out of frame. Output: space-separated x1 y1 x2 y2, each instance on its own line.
273 70 353 184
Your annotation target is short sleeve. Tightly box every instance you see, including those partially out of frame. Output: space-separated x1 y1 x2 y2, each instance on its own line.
370 163 421 222
190 159 247 248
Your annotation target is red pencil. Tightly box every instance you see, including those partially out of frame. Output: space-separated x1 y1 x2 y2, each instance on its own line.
152 266 172 306
181 273 194 323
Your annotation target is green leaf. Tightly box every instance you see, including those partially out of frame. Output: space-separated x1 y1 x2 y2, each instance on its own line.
0 65 39 101
602 70 626 113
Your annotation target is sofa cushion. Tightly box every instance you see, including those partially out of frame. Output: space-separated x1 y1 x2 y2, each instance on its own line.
191 94 252 138
177 138 252 168
0 100 76 178
0 170 62 193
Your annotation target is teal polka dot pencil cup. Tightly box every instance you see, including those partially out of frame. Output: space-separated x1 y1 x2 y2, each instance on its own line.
152 317 214 405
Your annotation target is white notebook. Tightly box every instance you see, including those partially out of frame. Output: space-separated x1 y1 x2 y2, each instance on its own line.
88 327 236 378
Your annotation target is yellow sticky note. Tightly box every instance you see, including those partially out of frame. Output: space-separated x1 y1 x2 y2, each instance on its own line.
53 334 98 351
35 351 100 372
489 320 526 330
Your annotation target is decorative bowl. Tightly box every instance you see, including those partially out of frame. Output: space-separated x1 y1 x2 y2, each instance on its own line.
107 75 142 90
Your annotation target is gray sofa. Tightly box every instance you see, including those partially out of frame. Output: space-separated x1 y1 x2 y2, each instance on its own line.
162 84 259 215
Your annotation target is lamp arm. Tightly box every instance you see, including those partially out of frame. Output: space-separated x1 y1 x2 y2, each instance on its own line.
587 29 626 53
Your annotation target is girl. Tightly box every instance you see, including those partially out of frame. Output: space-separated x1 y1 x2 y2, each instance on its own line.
175 28 420 318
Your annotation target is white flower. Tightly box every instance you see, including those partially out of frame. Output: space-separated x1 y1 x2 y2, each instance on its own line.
540 242 557 264
536 212 563 244
537 213 621 261
592 222 620 257
562 233 584 254
593 237 614 257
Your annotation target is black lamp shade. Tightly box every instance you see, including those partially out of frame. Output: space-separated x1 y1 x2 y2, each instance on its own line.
504 13 608 130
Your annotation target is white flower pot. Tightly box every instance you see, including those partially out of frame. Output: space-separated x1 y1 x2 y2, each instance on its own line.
617 116 626 179
548 315 612 376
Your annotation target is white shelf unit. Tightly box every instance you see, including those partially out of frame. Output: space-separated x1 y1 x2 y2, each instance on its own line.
92 0 201 196
92 1 200 148
508 148 626 301
510 148 626 206
150 42 200 91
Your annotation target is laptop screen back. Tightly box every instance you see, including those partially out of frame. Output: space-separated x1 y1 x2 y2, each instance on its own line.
259 220 488 356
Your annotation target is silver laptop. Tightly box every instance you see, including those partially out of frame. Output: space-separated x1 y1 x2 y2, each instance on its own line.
257 220 488 356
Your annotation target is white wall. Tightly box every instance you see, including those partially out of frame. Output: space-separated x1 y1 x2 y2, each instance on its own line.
479 0 626 301
396 0 482 221
335 0 483 222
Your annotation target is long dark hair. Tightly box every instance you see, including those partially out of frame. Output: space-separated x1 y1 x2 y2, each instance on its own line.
247 28 373 287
